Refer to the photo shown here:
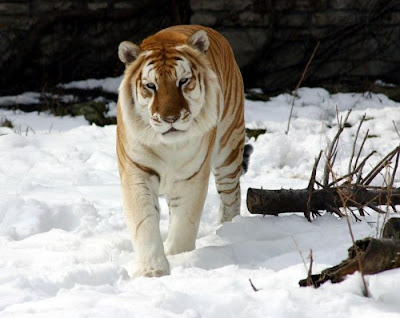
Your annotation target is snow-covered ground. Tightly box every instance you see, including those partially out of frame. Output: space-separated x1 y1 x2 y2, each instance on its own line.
0 83 400 317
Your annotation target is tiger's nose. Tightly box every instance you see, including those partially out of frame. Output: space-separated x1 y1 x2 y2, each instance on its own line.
162 115 180 123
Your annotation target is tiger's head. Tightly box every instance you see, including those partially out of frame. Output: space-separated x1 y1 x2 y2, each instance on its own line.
118 29 221 145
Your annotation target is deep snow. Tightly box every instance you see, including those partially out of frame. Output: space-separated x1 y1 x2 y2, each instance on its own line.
0 84 400 317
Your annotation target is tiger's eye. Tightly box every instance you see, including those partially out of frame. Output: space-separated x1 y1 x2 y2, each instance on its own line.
179 78 189 87
146 82 156 90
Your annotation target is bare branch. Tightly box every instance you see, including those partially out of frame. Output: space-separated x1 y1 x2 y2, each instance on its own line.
323 109 352 186
249 279 260 292
325 204 345 217
308 151 323 190
393 120 400 138
389 149 400 188
285 41 320 135
362 146 400 185
336 187 369 297
307 250 314 287
292 237 309 274
306 151 323 221
349 114 366 175
368 204 387 214
327 150 376 187
355 150 376 185
354 129 370 172
248 115 399 226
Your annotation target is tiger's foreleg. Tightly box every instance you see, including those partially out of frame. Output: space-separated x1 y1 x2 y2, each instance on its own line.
214 168 242 223
164 168 210 255
214 141 244 223
120 168 170 278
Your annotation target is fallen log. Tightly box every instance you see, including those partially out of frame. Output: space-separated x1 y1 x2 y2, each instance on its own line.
247 187 400 217
299 237 400 287
299 218 400 288
246 110 400 220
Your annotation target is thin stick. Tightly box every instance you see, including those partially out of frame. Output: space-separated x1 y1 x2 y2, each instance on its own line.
349 114 366 176
327 150 376 187
389 148 400 188
325 203 345 217
323 109 352 186
292 237 309 275
362 146 400 185
308 151 323 190
307 249 314 287
355 150 376 185
337 184 386 210
331 144 339 168
336 180 369 297
348 206 362 222
306 151 323 221
249 279 260 292
368 204 387 214
354 129 370 173
285 41 320 135
393 120 400 138
315 181 324 188
380 166 394 238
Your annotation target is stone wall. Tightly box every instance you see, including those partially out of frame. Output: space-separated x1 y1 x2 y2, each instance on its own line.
1 0 399 94
191 0 400 91
0 0 190 94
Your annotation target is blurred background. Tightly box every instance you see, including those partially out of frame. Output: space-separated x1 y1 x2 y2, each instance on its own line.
1 0 399 96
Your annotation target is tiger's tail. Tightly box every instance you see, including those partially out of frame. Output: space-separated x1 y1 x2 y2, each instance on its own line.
242 144 253 174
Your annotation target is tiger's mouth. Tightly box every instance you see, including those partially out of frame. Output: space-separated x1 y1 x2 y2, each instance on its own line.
162 127 180 135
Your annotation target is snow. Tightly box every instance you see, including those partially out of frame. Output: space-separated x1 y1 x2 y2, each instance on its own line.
0 92 42 106
57 76 123 93
0 109 89 133
375 80 396 88
0 92 77 107
1 84 400 317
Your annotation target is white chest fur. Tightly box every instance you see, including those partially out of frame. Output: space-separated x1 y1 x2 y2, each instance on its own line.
126 131 214 196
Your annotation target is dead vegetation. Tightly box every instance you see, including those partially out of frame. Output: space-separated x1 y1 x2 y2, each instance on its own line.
247 109 400 222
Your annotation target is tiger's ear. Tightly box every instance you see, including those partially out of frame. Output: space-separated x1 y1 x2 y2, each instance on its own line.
118 41 141 65
187 30 209 54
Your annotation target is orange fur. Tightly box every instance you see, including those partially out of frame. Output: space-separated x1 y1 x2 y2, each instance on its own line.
116 25 245 277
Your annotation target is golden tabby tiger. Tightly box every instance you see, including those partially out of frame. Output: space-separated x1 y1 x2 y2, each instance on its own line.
117 25 245 277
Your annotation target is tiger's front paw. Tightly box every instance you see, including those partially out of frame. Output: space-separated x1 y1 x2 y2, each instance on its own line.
133 255 170 278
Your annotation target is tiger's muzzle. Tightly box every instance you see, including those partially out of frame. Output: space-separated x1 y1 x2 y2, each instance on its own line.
150 110 192 137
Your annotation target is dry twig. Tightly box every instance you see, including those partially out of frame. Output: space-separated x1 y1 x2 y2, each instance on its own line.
393 121 400 138
323 109 352 187
306 250 314 287
285 41 320 135
248 110 400 220
249 279 260 292
349 114 366 176
306 151 323 221
336 181 369 297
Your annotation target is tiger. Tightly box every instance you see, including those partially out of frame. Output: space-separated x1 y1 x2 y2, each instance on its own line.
116 25 247 278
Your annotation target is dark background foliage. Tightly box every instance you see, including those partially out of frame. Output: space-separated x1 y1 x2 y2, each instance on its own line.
1 0 399 95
